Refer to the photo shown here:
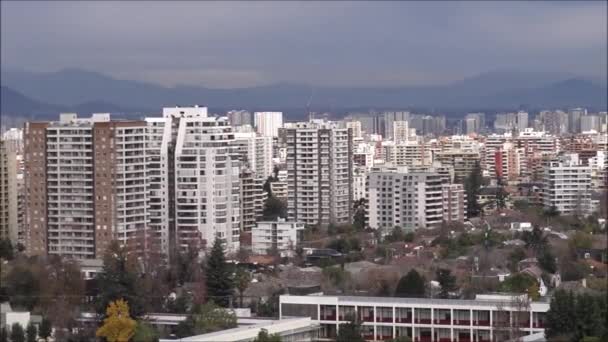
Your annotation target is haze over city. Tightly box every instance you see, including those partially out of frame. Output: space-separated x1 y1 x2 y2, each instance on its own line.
0 2 607 342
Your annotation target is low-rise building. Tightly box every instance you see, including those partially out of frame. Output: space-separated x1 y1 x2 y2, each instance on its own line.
280 294 549 342
252 218 304 256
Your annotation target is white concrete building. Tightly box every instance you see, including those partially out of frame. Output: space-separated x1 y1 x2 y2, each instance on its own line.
542 154 592 216
233 131 274 178
368 166 444 233
0 139 18 243
173 113 241 252
255 112 283 138
393 121 410 142
352 167 368 201
280 294 549 342
280 120 353 226
252 218 304 256
516 111 529 131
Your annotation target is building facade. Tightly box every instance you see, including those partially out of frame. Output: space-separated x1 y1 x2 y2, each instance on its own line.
0 139 18 242
255 112 283 138
542 154 592 216
280 294 549 342
280 120 353 226
252 218 304 256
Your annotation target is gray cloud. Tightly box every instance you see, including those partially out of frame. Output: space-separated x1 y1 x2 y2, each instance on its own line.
1 1 606 87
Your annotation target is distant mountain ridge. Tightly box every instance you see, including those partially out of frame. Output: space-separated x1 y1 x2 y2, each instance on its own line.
1 68 606 117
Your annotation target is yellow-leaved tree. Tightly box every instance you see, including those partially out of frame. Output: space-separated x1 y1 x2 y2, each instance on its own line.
96 299 137 342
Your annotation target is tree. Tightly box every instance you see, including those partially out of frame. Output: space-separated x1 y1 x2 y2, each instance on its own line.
0 239 14 260
5 260 42 311
253 328 282 342
546 290 607 341
353 199 367 231
10 323 25 342
95 241 144 318
175 302 237 338
538 249 557 274
394 270 426 298
38 318 52 341
336 318 365 342
234 268 252 308
522 226 548 255
132 321 159 342
262 195 287 220
26 323 37 342
464 161 483 217
436 269 457 299
206 238 234 307
508 248 527 272
96 299 137 342
499 273 540 300
495 177 508 210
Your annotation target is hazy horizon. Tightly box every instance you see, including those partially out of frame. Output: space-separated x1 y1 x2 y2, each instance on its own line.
2 1 606 88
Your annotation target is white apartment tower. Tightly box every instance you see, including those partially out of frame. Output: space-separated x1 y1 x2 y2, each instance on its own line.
368 166 444 233
280 120 353 226
233 131 274 178
542 154 593 216
170 109 241 252
255 112 283 138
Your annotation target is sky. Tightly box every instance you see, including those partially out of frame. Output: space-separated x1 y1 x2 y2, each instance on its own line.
1 1 606 88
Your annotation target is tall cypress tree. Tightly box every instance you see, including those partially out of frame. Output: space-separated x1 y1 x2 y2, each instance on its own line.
464 161 483 217
205 239 234 307
394 270 426 298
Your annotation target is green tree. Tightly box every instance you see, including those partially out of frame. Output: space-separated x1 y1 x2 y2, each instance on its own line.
262 195 287 220
353 199 367 231
234 268 251 307
95 241 144 318
0 239 14 260
495 178 508 210
508 247 527 272
546 290 576 340
26 323 37 342
175 302 237 338
10 323 25 342
206 238 234 307
538 249 557 274
499 273 540 300
394 270 426 298
464 161 483 217
38 318 52 341
132 321 159 342
336 318 365 342
436 269 457 299
253 328 282 342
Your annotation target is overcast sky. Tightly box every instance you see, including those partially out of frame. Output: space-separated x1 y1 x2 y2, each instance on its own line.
1 1 606 88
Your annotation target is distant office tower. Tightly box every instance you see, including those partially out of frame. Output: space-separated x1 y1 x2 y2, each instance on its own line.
280 120 353 226
0 139 18 243
227 110 252 127
568 108 587 133
464 113 485 134
538 111 569 135
255 112 283 137
442 183 467 223
393 121 410 142
383 111 409 139
516 111 529 131
580 115 600 132
352 167 368 201
233 132 274 178
542 154 592 216
494 113 518 132
24 113 149 259
368 166 444 233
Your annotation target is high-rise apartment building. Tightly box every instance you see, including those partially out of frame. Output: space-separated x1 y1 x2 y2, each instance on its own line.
383 111 410 139
280 120 353 226
226 110 252 127
442 183 467 223
239 167 265 239
255 112 283 138
393 121 410 142
24 113 149 259
382 141 432 167
368 166 444 233
542 154 592 216
233 131 274 178
516 111 529 131
0 139 18 243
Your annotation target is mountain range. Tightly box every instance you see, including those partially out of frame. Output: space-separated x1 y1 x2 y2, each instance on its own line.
1 68 606 119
